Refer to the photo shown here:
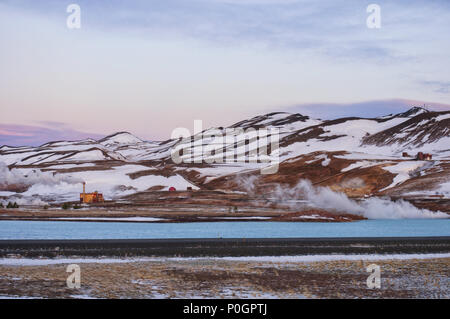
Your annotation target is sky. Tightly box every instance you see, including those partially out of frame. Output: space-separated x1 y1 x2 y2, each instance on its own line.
0 0 449 145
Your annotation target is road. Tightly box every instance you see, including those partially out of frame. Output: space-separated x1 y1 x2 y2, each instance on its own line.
0 237 449 257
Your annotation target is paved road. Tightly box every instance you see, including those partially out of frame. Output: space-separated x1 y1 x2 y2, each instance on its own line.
0 237 449 257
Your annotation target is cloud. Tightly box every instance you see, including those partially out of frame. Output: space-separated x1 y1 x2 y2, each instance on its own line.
5 0 448 65
0 129 33 137
0 123 104 147
207 0 300 4
421 80 450 94
281 99 450 119
1 0 449 137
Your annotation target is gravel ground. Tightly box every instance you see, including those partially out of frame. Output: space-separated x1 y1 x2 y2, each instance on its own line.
0 257 448 299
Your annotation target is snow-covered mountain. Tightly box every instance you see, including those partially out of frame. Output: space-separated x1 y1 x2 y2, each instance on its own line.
0 107 449 204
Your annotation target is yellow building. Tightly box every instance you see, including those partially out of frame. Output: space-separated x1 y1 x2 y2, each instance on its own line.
80 182 104 204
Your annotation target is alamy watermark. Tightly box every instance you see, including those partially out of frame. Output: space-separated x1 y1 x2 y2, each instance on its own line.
66 4 81 29
64 4 380 30
66 264 81 289
366 264 381 289
64 4 380 33
170 120 280 174
366 4 381 29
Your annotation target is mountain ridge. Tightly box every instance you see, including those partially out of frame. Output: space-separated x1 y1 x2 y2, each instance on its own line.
0 106 449 204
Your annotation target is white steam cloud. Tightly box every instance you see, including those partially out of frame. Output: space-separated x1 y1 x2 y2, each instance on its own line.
256 176 448 219
0 162 83 205
2 196 49 206
235 174 259 195
293 180 447 219
0 162 83 189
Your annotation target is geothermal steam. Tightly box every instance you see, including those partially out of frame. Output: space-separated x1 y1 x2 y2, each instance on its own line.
272 179 447 219
0 162 83 205
0 162 83 188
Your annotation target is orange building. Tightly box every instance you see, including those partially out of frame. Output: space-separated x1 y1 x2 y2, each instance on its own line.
80 182 104 204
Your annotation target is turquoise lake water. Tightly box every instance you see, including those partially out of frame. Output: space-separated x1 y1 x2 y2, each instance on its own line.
0 219 449 239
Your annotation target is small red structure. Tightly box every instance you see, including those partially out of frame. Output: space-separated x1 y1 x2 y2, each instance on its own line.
402 152 409 157
416 152 432 161
169 187 176 192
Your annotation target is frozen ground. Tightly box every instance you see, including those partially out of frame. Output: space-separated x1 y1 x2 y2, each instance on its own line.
0 255 448 299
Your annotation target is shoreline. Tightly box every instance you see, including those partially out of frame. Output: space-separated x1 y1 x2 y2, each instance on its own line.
0 207 365 223
1 237 449 258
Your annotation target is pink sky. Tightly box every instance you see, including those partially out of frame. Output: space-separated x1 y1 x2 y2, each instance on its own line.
1 1 449 146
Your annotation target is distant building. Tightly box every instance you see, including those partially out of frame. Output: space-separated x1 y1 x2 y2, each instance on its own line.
80 182 104 204
402 152 409 157
416 152 432 161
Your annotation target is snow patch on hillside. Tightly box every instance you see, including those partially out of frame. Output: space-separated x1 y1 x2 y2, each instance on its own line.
380 161 427 191
341 160 393 172
100 132 143 146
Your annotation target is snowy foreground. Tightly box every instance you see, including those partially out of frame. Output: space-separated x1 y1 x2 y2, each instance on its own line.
0 254 448 299
1 253 450 265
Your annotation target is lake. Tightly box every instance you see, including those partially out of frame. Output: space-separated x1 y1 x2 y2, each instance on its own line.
0 219 449 239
